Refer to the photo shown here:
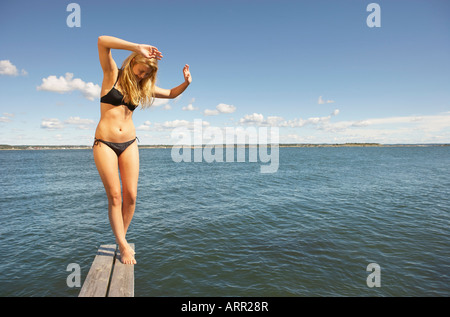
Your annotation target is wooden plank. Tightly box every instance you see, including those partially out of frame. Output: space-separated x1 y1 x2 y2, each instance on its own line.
108 243 135 297
78 244 116 297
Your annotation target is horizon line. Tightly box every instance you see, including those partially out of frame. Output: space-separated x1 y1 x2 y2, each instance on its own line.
1 143 450 149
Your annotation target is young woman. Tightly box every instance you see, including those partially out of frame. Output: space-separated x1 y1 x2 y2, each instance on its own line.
94 35 192 264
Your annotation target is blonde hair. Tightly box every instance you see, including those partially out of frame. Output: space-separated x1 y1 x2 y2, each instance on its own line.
119 52 158 109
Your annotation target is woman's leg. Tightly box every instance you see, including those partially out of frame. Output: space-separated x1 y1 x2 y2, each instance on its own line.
118 140 139 238
93 142 136 264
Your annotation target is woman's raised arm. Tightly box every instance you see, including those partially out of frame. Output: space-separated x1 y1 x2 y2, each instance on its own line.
97 36 162 74
154 64 192 99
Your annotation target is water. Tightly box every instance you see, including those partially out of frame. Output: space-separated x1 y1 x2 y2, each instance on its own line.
0 146 449 296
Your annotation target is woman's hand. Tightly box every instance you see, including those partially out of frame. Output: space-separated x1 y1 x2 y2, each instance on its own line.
183 64 192 84
135 44 163 60
154 64 192 99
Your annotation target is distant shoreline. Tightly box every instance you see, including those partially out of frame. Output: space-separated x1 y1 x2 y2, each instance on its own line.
1 143 449 151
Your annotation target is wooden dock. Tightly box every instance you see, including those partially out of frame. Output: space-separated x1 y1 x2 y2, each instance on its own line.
79 244 135 297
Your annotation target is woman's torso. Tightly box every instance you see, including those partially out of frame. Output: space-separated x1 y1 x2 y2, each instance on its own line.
95 71 137 142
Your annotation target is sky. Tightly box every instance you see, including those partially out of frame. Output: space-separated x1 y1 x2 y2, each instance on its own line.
1 0 449 145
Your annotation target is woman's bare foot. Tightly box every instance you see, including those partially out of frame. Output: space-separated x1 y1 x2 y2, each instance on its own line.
128 243 136 255
118 244 136 265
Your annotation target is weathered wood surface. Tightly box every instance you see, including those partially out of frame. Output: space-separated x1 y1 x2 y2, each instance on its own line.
108 243 135 297
78 244 135 297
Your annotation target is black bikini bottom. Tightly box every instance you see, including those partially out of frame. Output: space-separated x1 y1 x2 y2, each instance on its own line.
93 137 138 157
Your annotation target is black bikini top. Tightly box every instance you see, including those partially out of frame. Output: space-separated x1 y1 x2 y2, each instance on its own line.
100 70 137 111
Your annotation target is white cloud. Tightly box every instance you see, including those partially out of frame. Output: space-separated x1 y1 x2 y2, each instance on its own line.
276 113 447 144
204 103 236 116
40 116 95 130
152 98 170 107
151 98 173 110
361 114 450 133
64 116 95 125
302 112 450 144
266 116 285 126
0 60 27 76
182 103 198 111
318 96 335 104
41 118 64 130
216 103 236 113
239 113 265 124
37 73 101 101
152 119 210 131
161 119 191 129
238 110 340 128
64 116 95 130
204 109 220 116
138 119 193 131
320 115 427 133
0 117 12 123
181 97 197 111
137 120 152 131
0 113 14 123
